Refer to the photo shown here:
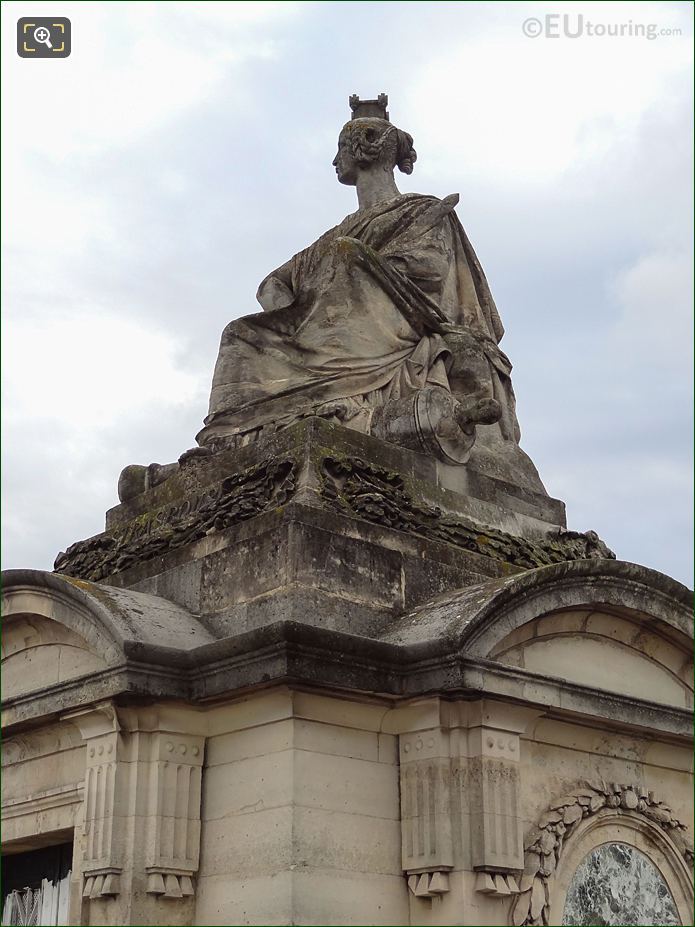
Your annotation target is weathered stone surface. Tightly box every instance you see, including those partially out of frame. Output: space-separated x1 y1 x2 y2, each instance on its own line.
3 559 693 926
55 457 297 583
321 453 613 570
194 101 538 494
53 420 608 613
378 557 692 652
48 417 618 654
3 560 692 741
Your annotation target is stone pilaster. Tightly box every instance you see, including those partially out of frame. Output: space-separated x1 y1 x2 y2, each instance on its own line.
466 702 540 896
65 702 206 924
468 724 523 873
395 698 540 906
400 726 454 897
142 729 204 899
64 703 124 901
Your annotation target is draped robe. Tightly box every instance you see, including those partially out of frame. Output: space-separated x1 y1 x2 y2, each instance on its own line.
197 193 522 451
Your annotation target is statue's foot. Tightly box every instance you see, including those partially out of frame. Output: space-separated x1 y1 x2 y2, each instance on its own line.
117 465 149 503
117 460 180 503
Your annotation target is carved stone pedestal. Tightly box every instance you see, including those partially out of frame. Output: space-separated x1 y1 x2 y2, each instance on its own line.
53 419 608 641
2 420 692 926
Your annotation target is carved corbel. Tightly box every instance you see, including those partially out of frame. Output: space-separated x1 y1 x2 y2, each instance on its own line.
114 706 206 901
467 703 541 880
468 725 524 873
400 725 454 898
397 700 541 901
64 702 206 903
63 701 124 898
141 731 205 899
407 870 451 898
475 870 520 896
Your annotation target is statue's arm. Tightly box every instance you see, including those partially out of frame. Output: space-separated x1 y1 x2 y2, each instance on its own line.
373 195 460 296
382 221 454 296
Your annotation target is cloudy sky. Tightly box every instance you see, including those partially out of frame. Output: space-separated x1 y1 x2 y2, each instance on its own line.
2 1 692 586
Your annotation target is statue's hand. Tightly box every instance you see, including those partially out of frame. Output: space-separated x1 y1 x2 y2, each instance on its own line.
440 325 482 352
441 326 491 393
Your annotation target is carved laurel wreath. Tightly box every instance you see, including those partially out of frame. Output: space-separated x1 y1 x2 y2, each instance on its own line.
512 780 694 927
53 459 297 582
320 455 614 569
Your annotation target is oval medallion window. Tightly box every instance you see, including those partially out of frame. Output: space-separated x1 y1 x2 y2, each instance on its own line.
563 842 680 926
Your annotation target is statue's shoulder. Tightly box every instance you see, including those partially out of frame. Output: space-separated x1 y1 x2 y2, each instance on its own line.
396 192 460 220
387 193 461 240
399 192 459 207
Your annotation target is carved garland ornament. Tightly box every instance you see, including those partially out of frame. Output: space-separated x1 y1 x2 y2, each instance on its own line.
321 456 614 569
54 459 297 582
511 781 694 927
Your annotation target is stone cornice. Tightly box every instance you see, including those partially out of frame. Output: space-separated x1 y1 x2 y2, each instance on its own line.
2 619 691 739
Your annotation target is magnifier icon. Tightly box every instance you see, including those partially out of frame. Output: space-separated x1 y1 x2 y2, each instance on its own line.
33 26 53 49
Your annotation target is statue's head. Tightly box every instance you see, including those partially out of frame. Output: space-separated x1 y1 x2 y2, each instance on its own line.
333 117 417 186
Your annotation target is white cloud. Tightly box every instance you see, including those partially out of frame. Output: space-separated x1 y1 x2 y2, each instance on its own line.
1 1 300 158
1 309 208 572
3 311 203 427
408 1 692 185
610 250 693 363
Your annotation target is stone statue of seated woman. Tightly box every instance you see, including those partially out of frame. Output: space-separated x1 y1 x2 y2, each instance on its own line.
119 95 546 502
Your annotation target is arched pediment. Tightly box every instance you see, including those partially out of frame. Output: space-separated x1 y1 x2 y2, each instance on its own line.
1 570 215 703
488 606 692 708
379 560 693 708
2 613 111 699
1 721 84 768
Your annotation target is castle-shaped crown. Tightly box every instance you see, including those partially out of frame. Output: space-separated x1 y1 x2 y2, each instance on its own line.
349 93 389 121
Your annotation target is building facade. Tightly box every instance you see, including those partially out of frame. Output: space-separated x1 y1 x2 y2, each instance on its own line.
2 420 692 926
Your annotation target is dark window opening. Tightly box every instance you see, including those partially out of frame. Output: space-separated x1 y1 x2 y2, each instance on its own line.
1 843 73 926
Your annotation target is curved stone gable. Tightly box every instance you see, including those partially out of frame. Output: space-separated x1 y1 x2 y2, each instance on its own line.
2 570 215 656
379 559 692 653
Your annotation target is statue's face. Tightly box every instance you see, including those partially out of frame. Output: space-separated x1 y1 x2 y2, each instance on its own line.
332 129 358 186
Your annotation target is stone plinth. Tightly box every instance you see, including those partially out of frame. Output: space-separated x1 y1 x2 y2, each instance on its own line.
53 419 611 641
